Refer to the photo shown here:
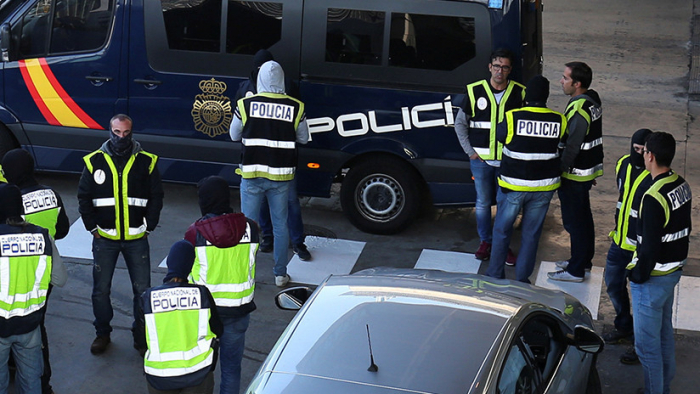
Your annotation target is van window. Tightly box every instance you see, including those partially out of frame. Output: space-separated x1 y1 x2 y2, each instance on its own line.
162 0 221 52
226 1 283 55
326 9 384 65
15 0 113 59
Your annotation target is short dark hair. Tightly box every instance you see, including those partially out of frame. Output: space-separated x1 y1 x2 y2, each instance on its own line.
109 114 133 130
490 48 515 65
565 61 592 89
645 131 675 168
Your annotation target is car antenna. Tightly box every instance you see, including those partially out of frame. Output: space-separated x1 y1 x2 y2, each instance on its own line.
366 324 378 372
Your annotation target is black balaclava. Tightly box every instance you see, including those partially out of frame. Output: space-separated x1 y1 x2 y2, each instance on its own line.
109 130 133 156
163 240 196 283
0 183 24 223
1 148 37 188
630 128 652 168
197 175 233 216
250 49 274 86
524 75 550 106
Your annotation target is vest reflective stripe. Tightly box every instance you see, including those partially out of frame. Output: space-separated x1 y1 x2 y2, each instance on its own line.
190 223 256 308
239 164 295 176
128 198 149 207
144 308 215 377
500 175 560 189
473 147 491 156
502 147 558 161
241 138 296 149
92 198 116 207
628 257 686 275
469 121 491 129
662 227 690 242
611 156 651 251
567 163 604 177
581 137 603 150
96 221 147 237
0 255 50 319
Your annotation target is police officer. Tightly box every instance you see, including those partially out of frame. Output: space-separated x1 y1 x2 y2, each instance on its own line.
2 148 70 394
0 183 66 394
603 129 653 362
454 48 524 264
229 60 308 287
140 240 223 394
184 175 258 394
487 75 566 283
627 131 691 394
548 61 604 282
78 114 164 355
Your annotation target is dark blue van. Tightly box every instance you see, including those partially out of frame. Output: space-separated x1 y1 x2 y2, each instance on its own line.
0 0 542 234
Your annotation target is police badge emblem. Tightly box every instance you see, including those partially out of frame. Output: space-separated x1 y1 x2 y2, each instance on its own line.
191 78 233 137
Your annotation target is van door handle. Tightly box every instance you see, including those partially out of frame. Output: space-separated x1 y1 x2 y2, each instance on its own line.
134 79 162 85
85 75 113 82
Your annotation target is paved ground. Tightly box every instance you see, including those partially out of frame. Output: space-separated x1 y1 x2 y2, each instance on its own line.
8 0 700 393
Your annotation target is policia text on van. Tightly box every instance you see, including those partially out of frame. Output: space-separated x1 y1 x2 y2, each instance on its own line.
0 0 542 234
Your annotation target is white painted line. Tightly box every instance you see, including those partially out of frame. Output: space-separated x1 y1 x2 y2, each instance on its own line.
534 261 603 320
287 236 365 285
674 275 700 331
56 217 94 260
414 249 481 274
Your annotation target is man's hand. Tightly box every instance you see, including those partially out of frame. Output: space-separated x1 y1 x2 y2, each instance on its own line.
469 153 481 161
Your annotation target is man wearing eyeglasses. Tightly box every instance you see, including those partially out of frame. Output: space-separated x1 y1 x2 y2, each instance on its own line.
548 61 604 282
454 49 525 265
627 131 691 394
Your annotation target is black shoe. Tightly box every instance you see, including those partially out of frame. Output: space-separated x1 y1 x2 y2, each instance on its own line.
293 243 311 261
90 335 110 355
259 236 273 253
620 347 640 365
603 328 634 344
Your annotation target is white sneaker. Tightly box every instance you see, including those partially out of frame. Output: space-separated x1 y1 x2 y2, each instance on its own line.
555 260 569 269
547 270 584 283
275 274 290 287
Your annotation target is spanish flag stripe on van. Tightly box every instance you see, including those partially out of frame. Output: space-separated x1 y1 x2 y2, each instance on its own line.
19 58 103 129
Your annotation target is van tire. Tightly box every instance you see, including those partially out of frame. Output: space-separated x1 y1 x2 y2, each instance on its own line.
0 124 19 161
340 157 422 234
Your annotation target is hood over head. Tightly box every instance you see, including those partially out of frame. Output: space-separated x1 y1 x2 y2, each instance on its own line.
197 176 233 216
256 60 286 94
524 75 549 105
251 49 274 82
630 128 652 168
1 148 37 188
163 240 196 283
0 183 24 223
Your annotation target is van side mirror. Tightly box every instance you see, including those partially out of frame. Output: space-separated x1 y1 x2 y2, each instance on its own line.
0 23 10 62
275 286 314 311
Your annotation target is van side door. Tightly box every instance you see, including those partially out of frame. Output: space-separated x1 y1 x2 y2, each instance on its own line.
2 0 122 170
129 0 302 183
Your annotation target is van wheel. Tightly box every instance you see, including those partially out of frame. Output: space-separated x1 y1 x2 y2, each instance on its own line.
340 158 422 234
0 124 19 161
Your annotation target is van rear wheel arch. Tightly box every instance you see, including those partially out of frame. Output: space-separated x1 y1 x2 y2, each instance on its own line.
340 154 425 234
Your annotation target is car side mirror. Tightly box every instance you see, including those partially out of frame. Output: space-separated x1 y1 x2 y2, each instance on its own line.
573 325 604 354
0 23 10 62
275 286 314 311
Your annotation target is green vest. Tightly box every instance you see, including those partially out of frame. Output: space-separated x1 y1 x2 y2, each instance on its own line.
0 229 52 319
189 222 256 307
609 155 651 251
143 285 216 378
22 188 61 238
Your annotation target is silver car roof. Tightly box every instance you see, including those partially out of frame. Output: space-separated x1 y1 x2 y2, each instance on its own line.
266 271 533 393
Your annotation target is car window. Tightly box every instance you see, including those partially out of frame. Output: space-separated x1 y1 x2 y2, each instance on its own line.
497 341 536 394
518 317 566 383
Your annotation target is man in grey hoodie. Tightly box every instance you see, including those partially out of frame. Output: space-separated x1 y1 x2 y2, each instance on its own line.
229 60 308 287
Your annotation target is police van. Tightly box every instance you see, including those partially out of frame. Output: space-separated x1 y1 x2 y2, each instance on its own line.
0 0 542 234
